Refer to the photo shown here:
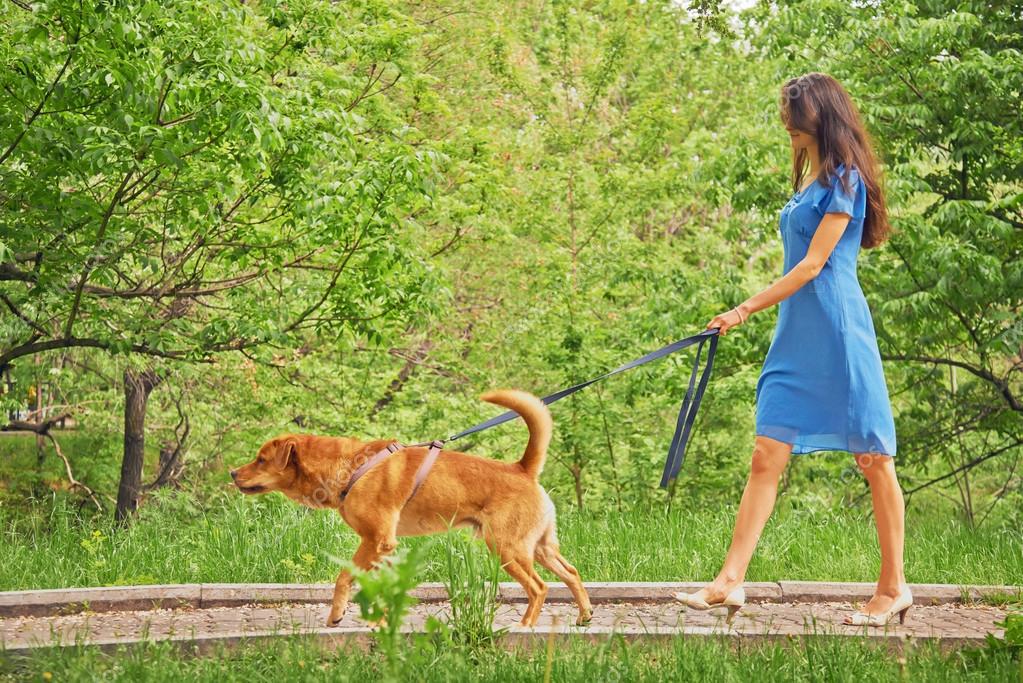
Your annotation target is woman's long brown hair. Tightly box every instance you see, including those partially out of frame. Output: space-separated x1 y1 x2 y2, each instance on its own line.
780 73 892 248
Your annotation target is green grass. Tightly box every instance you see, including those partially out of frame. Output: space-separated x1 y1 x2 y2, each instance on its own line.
1 632 1019 682
0 488 1019 591
1 437 1020 681
976 591 1023 608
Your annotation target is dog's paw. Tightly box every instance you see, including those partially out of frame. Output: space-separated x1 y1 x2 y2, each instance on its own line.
576 610 593 626
326 608 347 627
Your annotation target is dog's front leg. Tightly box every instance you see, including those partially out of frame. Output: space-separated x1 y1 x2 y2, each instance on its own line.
327 566 355 627
326 535 393 627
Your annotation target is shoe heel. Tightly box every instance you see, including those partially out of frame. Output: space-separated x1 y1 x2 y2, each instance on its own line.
898 605 911 625
725 604 741 626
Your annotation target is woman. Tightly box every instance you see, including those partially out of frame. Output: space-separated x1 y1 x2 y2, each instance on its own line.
676 73 909 626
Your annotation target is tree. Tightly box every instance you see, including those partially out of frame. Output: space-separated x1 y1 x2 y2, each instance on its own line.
464 0 767 507
0 0 446 517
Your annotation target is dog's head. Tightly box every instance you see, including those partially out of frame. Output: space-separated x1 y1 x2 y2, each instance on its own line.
230 435 301 495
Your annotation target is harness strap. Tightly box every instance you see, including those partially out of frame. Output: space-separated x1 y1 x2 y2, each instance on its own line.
340 441 404 502
408 440 444 502
339 439 445 504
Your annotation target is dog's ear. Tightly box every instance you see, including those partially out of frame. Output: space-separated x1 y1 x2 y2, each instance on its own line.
270 437 298 472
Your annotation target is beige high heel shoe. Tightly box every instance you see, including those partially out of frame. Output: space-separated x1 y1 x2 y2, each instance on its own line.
673 585 745 624
845 586 913 626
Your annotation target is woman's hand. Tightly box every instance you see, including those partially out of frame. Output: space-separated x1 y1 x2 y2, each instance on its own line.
706 305 749 336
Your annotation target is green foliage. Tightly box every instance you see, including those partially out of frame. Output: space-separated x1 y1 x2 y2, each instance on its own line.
279 552 319 583
0 0 1018 606
0 0 446 373
2 630 1020 681
975 610 1022 671
996 611 1023 648
347 542 432 680
440 527 503 647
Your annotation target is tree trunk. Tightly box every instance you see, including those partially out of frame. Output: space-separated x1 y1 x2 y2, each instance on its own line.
34 355 44 468
116 368 161 522
570 461 584 512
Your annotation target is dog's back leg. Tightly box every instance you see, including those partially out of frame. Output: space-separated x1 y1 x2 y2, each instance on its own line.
531 489 592 624
501 554 548 627
534 526 592 625
481 533 548 627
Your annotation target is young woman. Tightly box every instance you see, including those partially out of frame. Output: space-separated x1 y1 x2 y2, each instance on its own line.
675 73 909 626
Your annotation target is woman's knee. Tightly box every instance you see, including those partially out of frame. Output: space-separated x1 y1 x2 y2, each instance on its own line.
856 453 895 479
750 439 790 478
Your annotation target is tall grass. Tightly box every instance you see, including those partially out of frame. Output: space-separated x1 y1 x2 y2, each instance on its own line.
440 526 503 646
0 488 1019 591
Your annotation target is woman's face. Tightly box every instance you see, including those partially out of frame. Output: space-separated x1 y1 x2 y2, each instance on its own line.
785 124 816 151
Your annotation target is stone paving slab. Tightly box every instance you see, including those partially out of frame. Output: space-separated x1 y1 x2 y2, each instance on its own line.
199 583 334 608
2 581 1016 618
0 597 1010 654
0 585 202 618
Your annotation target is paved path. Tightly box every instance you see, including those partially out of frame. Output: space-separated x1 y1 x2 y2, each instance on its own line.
0 587 1012 653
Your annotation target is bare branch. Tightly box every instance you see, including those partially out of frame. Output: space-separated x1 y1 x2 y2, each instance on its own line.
0 262 36 282
1 411 70 434
144 393 189 491
0 293 49 336
44 432 103 511
64 168 136 338
904 438 1023 497
0 336 210 372
0 411 102 510
883 352 1020 412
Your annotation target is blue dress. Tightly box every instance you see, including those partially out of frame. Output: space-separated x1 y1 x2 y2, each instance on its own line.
754 163 897 456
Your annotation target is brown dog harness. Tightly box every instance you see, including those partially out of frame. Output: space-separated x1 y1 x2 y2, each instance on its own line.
339 439 444 504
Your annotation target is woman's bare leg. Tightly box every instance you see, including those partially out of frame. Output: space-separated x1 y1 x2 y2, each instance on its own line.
692 435 793 603
852 453 907 615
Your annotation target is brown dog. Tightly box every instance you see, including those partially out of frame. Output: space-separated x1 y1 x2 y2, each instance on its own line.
230 389 592 628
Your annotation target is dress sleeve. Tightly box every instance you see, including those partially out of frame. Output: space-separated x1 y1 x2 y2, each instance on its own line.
811 166 866 220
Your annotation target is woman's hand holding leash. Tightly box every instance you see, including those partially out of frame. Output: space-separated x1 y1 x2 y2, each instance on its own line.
707 303 750 336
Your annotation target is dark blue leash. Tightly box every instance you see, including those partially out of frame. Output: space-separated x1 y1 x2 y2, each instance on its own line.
343 327 721 503
445 326 721 488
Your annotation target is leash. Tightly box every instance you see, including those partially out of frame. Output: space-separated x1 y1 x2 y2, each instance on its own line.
340 326 721 503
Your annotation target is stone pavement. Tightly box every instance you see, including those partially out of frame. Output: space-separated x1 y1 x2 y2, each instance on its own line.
0 582 1016 653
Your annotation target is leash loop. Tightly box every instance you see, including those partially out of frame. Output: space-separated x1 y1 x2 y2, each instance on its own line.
445 327 721 488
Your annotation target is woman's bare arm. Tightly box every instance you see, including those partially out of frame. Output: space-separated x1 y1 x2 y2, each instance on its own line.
706 212 853 335
736 212 852 319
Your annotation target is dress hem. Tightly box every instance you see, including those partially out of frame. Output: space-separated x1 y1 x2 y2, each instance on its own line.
754 432 895 457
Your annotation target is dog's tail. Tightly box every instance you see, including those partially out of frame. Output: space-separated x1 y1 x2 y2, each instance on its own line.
479 389 552 479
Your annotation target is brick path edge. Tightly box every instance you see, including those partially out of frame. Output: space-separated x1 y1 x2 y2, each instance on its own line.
0 581 1019 618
